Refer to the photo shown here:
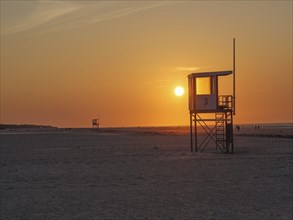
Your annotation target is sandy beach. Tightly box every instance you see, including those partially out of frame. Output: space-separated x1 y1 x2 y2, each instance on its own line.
1 125 292 220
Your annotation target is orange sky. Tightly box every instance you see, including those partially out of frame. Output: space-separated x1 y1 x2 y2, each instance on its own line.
1 1 292 127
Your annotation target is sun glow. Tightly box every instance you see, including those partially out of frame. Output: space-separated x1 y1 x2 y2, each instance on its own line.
174 86 184 96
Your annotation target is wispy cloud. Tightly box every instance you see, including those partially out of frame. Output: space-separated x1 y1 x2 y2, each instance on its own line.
1 1 174 35
2 1 81 34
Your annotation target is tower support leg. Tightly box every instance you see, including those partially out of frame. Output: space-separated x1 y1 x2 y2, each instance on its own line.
190 113 193 152
194 114 198 152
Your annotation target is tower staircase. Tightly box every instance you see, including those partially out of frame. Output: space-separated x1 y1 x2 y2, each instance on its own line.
215 112 225 152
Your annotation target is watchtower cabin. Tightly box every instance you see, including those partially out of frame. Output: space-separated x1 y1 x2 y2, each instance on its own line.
188 70 235 153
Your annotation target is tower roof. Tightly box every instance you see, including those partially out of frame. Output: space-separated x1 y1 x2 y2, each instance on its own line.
188 70 232 78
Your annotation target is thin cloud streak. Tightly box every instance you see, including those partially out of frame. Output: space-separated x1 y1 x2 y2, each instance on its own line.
2 1 174 35
175 66 214 72
89 2 169 24
3 2 81 34
175 66 202 72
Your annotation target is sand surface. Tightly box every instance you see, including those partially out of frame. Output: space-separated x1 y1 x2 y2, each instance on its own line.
1 126 292 219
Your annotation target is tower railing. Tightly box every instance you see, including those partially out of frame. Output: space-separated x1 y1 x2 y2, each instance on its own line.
218 95 233 112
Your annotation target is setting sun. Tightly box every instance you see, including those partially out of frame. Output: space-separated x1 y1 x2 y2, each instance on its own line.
174 86 184 96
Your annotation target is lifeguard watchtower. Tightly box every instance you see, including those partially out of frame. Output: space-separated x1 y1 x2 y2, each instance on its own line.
92 118 99 130
188 70 235 153
188 38 237 153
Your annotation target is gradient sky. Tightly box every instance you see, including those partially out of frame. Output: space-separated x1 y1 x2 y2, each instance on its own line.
1 0 292 127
